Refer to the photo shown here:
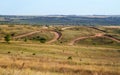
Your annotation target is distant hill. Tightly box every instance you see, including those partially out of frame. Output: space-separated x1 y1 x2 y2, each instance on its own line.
0 15 120 25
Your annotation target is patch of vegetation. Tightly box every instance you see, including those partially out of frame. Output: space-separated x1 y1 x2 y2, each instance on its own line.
24 37 28 42
32 53 36 55
7 51 11 54
31 36 46 43
58 26 102 44
4 34 11 43
76 37 120 46
67 56 72 60
39 37 47 43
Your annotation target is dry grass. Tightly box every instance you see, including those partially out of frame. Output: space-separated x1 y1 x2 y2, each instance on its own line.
0 42 120 75
0 25 120 75
57 26 103 44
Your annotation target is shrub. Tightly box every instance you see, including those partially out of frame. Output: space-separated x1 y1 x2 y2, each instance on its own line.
11 33 15 37
4 34 11 43
32 53 36 55
24 37 28 42
32 36 47 43
39 37 46 43
8 51 11 54
67 56 72 60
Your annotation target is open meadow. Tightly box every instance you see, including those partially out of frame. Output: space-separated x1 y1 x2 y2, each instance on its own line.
0 25 120 75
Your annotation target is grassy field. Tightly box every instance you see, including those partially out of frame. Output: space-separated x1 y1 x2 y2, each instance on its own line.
0 25 42 38
0 25 120 75
56 26 103 44
98 26 120 40
76 37 120 46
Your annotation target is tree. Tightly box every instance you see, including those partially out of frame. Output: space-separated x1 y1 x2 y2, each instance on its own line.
4 34 11 43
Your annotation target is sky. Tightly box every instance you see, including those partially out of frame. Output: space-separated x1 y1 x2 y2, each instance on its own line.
0 0 119 15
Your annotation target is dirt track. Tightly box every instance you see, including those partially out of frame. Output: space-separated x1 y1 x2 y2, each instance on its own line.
104 36 120 43
4 26 120 45
46 31 61 43
69 26 120 45
69 33 120 45
68 33 104 45
13 31 41 39
13 30 61 44
89 26 120 42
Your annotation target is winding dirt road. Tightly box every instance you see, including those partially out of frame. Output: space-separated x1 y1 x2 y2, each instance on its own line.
46 26 74 43
69 26 120 45
12 30 61 44
69 33 104 45
46 31 61 43
89 26 120 42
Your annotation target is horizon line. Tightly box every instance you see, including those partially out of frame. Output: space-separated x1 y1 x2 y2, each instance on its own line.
1 14 120 16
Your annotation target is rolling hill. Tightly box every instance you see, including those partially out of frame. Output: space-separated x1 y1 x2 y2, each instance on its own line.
1 15 120 25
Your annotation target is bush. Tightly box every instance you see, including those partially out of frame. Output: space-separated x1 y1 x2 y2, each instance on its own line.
11 33 15 37
4 34 11 43
39 37 46 43
24 37 28 42
8 51 11 54
67 56 72 60
32 53 36 55
32 36 47 43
